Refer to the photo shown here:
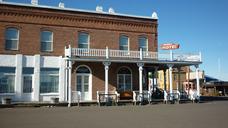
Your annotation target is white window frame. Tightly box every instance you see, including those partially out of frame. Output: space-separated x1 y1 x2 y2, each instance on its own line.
40 71 59 94
119 35 129 51
138 36 148 51
0 73 15 94
117 67 132 92
40 30 53 52
78 32 90 49
22 74 33 94
5 28 19 50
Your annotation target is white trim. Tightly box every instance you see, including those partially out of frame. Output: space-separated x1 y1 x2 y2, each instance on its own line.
0 2 156 20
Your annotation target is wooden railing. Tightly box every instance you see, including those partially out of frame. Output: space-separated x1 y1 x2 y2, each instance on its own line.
66 47 201 62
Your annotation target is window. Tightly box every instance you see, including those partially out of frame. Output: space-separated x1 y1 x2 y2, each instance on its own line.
0 67 15 93
117 67 132 92
78 32 89 48
76 66 91 92
40 68 59 93
138 36 148 51
40 31 53 52
5 28 19 50
119 35 129 50
23 68 34 93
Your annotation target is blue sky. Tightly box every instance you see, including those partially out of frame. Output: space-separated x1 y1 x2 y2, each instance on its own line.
4 0 228 81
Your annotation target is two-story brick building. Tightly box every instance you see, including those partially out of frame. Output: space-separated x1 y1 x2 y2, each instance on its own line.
0 1 202 104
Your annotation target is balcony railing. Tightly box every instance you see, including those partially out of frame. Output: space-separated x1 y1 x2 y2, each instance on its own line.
65 46 201 62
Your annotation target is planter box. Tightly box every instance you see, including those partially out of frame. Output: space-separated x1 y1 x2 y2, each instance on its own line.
50 97 59 104
2 97 11 105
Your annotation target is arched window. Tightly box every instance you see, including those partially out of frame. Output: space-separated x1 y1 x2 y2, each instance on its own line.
119 35 129 51
78 32 89 49
76 66 91 96
40 30 53 52
5 28 19 50
138 36 148 51
117 67 132 92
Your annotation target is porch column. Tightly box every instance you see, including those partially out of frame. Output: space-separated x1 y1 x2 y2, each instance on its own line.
154 67 158 88
15 54 23 101
67 59 72 107
163 69 167 91
33 55 40 102
137 63 144 95
168 64 174 95
177 67 181 91
103 61 111 96
195 65 200 97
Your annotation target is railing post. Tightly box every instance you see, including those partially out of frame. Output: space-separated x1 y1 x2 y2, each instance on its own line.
140 48 143 60
106 46 109 59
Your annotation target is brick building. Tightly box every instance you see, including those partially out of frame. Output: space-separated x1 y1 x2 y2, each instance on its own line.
0 1 202 104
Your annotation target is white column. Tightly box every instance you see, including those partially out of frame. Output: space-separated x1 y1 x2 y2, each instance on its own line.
68 59 72 107
103 61 111 96
195 65 200 97
33 55 40 102
15 54 23 101
137 63 144 94
168 64 174 94
59 56 65 102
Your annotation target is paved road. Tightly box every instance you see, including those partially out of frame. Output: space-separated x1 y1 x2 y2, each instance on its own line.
0 101 228 128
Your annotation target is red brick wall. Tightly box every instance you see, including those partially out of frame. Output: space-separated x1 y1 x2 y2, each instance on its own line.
72 62 139 100
0 4 158 55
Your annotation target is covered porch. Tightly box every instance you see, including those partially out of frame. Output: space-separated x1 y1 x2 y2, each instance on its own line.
64 46 202 106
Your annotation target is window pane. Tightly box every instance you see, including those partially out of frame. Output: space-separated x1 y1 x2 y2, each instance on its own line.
138 37 148 51
5 28 19 50
6 28 18 39
78 44 88 49
23 76 32 93
78 33 89 48
0 74 15 93
77 76 82 91
118 67 131 74
41 31 53 51
0 67 15 93
41 31 53 41
119 35 129 50
76 66 90 73
40 68 59 93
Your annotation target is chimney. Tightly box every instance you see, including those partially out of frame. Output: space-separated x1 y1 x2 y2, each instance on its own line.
59 2 64 8
31 0 38 5
152 12 158 19
108 7 115 14
96 6 103 13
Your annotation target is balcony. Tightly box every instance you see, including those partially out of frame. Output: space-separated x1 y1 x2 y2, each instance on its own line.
65 47 201 62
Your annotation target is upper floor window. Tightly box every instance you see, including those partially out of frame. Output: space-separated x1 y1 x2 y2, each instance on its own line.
138 36 148 51
5 28 19 50
40 31 53 52
119 35 129 51
78 32 89 49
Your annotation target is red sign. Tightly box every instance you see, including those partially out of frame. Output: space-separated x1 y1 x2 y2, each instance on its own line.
160 43 180 50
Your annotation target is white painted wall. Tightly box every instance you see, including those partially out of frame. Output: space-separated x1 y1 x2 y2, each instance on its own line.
0 54 66 103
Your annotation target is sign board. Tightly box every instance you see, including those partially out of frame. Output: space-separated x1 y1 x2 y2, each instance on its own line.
160 43 180 50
